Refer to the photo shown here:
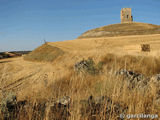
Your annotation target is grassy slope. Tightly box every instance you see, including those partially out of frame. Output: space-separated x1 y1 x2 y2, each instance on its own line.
24 33 160 75
48 34 160 57
1 23 160 119
23 33 160 77
24 43 65 62
78 22 160 38
25 23 160 63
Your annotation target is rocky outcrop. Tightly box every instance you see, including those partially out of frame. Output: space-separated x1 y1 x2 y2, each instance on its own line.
116 69 160 105
116 69 150 89
74 58 96 74
150 74 160 104
74 58 102 74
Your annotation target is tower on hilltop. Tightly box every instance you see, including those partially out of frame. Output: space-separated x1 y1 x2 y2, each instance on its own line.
121 8 133 23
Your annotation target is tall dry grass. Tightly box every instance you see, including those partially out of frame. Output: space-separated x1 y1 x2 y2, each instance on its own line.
24 54 160 119
100 53 160 76
0 53 160 120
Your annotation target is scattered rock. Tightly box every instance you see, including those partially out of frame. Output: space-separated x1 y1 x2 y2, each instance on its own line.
80 95 128 120
0 93 27 120
45 96 71 120
75 59 93 72
116 69 149 89
74 58 99 74
56 96 71 105
150 74 160 103
150 74 160 84
116 69 143 80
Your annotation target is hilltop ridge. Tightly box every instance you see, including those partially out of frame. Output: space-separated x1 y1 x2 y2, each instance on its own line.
78 22 160 38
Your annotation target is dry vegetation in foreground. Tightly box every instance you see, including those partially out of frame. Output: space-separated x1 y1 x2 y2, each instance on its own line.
1 22 160 120
0 53 160 120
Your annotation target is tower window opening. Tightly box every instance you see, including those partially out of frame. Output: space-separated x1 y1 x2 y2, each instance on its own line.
127 15 129 18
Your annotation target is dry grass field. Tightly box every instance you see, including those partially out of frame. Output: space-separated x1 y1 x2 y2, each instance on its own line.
78 22 160 38
1 23 160 119
49 33 160 57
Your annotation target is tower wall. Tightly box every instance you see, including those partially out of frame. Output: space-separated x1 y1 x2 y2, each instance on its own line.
121 8 133 23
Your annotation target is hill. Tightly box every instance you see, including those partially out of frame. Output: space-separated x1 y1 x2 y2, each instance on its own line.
1 23 160 119
24 44 64 62
25 34 160 63
78 22 160 38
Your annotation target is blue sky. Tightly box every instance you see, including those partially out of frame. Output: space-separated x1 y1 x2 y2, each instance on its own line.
0 0 160 51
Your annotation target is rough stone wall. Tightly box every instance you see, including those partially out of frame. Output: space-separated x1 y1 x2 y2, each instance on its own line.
121 8 133 23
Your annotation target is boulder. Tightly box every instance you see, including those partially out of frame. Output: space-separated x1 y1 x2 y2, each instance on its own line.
116 69 149 89
74 58 98 74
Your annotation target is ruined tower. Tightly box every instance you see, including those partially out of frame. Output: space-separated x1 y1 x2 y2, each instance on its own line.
121 8 133 23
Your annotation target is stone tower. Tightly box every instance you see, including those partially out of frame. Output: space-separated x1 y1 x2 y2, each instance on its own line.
121 8 133 23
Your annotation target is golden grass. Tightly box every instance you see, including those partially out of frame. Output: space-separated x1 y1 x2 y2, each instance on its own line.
1 34 160 119
24 43 64 62
100 54 160 76
78 22 160 38
1 53 160 119
48 34 160 57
